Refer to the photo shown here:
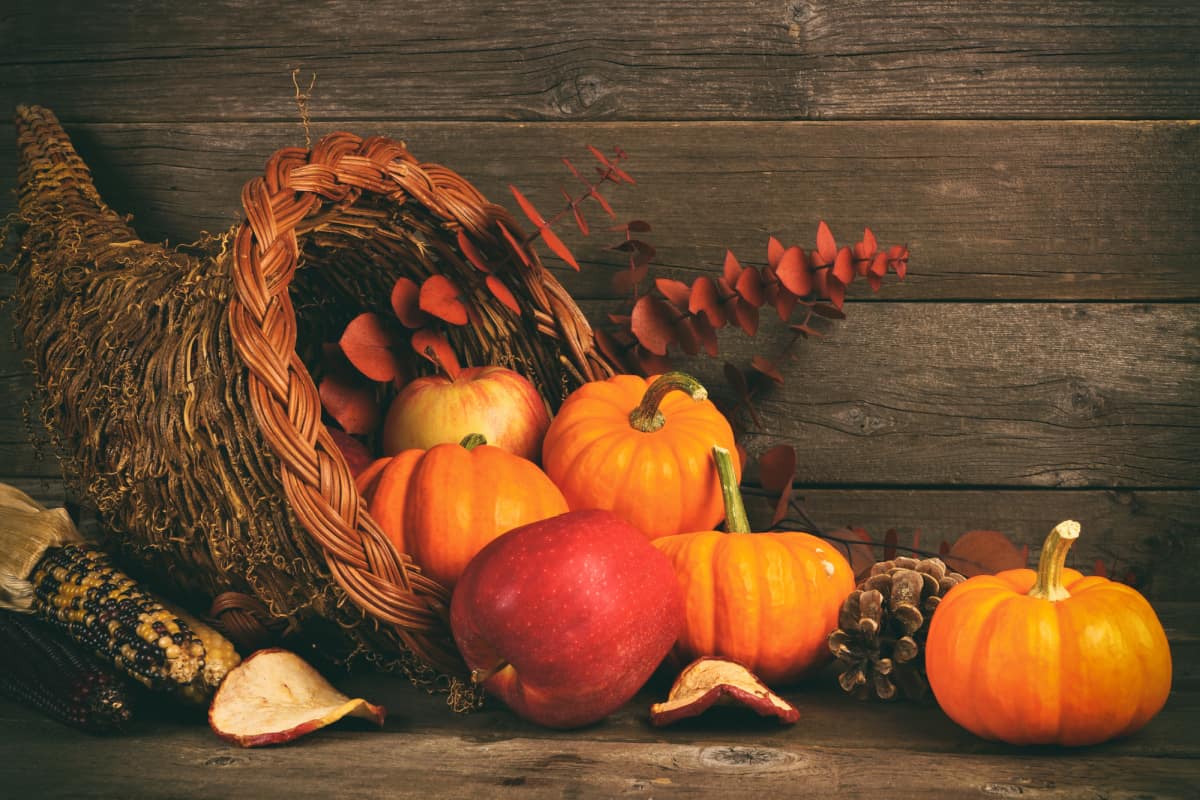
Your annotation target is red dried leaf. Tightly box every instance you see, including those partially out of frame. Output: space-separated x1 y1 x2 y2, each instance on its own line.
655 278 691 310
673 315 702 356
635 344 672 376
608 313 632 326
1093 558 1109 578
816 220 838 264
631 295 679 356
723 362 762 428
939 539 951 556
689 276 726 328
626 220 652 233
562 156 583 181
723 250 742 286
870 251 889 278
888 245 910 279
945 530 1029 578
751 356 784 385
339 313 404 383
883 529 898 561
595 328 635 372
790 323 824 339
767 236 786 269
538 223 581 271
419 275 469 325
410 329 461 380
589 186 615 217
509 184 547 227
735 266 765 306
613 264 649 294
758 445 796 493
319 371 381 436
732 297 760 336
856 227 878 260
486 275 522 315
564 190 590 236
867 272 883 292
692 312 719 357
774 246 812 297
774 287 799 322
390 277 428 329
586 144 613 170
810 302 846 321
497 222 532 267
832 246 855 286
456 229 491 273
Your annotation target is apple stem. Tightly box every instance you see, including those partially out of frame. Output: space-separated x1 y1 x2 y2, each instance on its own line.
1027 520 1081 602
459 433 488 451
628 372 709 433
470 659 509 685
712 446 751 534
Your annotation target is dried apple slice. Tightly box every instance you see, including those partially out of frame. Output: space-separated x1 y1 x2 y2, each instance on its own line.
649 657 800 726
209 648 386 747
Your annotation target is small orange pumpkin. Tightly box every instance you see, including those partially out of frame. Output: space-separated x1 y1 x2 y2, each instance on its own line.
368 434 568 589
653 446 855 686
541 372 738 539
925 520 1172 747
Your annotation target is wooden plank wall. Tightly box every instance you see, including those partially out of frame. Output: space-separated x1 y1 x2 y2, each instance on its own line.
1 1 1197 597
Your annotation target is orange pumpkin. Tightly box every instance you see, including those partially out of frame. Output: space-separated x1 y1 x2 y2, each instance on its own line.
653 446 855 686
368 434 568 589
925 520 1172 747
541 372 738 540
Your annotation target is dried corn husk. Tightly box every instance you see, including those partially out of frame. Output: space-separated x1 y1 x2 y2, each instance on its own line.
0 484 84 611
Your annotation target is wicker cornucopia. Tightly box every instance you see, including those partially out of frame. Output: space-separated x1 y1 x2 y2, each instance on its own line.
6 104 619 702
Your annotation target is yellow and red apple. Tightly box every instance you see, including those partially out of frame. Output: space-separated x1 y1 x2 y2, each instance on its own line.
450 510 684 729
382 366 550 462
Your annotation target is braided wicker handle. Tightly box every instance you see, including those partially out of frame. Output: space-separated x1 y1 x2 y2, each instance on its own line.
226 131 607 675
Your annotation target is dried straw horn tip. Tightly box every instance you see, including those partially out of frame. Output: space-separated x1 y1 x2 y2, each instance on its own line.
828 556 966 701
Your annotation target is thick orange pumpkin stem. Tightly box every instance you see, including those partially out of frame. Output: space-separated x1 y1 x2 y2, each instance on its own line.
458 433 488 451
1028 519 1081 602
712 446 751 534
628 372 708 433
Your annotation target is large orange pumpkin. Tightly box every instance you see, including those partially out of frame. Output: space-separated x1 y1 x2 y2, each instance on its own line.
652 446 855 686
925 520 1172 747
541 372 738 540
367 434 568 589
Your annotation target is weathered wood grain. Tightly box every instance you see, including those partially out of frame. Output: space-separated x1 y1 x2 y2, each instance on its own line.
3 298 1195 487
0 607 1197 800
1 121 1196 300
2 1 1197 122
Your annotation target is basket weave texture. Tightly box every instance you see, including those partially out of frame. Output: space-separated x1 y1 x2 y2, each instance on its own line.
7 105 617 696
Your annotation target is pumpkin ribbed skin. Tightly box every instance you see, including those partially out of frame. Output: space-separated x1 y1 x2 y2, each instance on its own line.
925 565 1172 747
541 373 738 540
367 441 568 589
653 529 855 687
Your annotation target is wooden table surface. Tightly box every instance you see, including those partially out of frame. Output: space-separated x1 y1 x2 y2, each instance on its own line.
1 1 1198 797
0 602 1196 798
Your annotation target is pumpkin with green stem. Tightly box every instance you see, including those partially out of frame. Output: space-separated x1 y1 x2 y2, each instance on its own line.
652 446 856 686
368 434 568 590
541 372 738 540
925 520 1172 746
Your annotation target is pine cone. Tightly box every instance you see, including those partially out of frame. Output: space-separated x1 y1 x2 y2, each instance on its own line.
828 556 965 701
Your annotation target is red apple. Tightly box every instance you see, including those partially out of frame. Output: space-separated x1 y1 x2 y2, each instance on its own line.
382 366 550 462
450 509 684 729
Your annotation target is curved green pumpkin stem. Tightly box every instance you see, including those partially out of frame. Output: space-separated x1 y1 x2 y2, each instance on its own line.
1027 519 1081 602
712 446 751 534
628 372 709 433
459 433 488 451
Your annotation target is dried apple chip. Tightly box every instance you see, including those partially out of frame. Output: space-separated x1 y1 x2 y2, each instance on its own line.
209 649 386 747
649 657 800 726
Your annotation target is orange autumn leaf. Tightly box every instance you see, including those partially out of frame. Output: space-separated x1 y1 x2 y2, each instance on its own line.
419 275 469 325
339 313 404 383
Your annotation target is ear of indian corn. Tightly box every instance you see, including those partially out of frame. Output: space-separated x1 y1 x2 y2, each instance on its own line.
0 609 134 734
30 544 205 690
163 602 242 704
